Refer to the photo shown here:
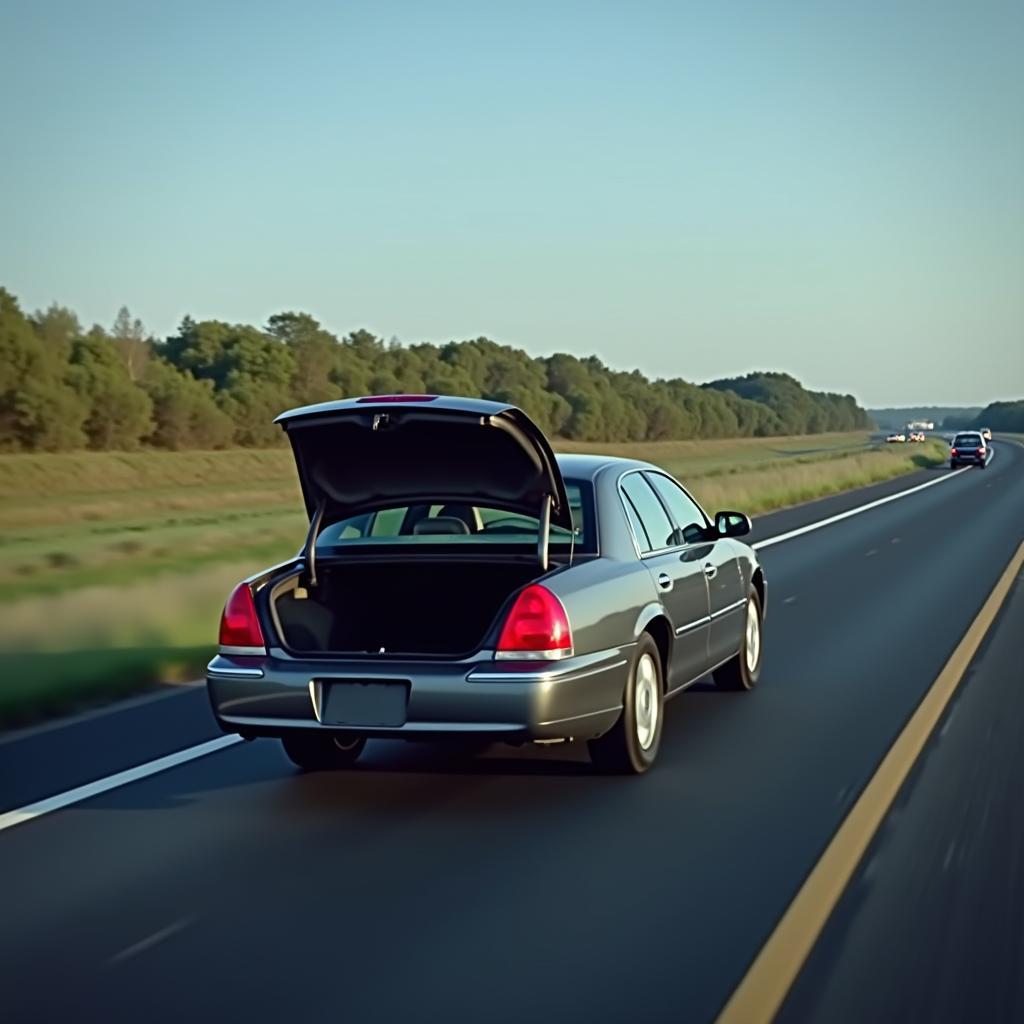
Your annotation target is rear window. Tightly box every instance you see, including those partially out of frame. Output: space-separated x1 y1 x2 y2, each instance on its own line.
953 434 982 446
315 480 595 553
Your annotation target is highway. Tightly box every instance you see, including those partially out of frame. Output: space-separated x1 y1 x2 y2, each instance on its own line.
2 441 1023 1024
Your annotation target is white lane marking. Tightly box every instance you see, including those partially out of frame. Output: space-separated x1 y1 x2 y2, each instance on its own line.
108 916 194 965
753 464 973 550
0 735 242 834
0 444 1008 836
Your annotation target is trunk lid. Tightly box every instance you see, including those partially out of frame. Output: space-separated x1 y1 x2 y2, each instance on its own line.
276 395 572 531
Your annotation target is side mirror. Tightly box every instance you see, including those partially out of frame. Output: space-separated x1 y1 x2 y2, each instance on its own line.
715 510 752 538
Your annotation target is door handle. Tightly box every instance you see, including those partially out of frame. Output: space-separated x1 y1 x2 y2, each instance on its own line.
657 572 673 592
703 562 718 580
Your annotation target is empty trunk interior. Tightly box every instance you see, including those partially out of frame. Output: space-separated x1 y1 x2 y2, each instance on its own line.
273 560 542 656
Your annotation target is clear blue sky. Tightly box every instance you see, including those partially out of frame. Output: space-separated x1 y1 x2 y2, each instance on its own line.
2 0 1021 407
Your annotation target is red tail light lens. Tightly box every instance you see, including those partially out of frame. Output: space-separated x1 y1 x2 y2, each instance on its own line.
496 585 572 660
950 448 957 456
219 583 266 650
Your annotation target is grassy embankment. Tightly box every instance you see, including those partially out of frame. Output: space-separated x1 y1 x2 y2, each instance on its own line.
0 433 946 726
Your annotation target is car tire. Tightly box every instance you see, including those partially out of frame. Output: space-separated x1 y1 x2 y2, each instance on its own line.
588 633 664 774
713 589 763 692
281 732 366 770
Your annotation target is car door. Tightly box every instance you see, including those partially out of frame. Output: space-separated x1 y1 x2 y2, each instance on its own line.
644 472 747 668
619 472 709 691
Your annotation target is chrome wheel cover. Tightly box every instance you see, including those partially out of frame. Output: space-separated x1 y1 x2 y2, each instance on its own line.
744 599 761 675
635 653 659 750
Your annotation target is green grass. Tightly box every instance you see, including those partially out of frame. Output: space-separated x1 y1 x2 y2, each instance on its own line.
0 433 947 727
0 647 210 726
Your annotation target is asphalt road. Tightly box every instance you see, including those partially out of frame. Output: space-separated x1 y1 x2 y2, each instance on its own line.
2 442 1023 1024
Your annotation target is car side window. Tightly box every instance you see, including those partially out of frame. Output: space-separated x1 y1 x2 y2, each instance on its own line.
620 473 676 552
622 493 652 553
645 473 709 545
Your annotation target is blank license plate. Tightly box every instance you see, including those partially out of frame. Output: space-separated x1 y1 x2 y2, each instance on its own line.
320 681 409 727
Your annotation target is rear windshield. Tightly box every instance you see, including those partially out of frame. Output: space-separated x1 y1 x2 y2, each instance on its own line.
314 479 595 553
954 434 982 446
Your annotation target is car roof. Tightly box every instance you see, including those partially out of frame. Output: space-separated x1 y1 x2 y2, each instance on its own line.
555 452 658 480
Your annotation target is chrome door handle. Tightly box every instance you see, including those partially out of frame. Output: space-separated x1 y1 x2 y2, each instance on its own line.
703 562 718 580
657 572 673 592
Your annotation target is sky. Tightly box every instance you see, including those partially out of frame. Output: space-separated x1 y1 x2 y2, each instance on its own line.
1 0 1021 408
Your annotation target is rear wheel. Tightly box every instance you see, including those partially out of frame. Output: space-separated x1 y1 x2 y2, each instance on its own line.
281 731 366 770
713 589 763 692
588 634 664 774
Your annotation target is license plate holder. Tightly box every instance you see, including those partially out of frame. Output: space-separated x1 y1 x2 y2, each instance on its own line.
319 680 409 727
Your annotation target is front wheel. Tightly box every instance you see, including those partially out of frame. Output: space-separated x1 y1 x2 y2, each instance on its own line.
281 731 366 770
588 634 664 774
713 589 763 692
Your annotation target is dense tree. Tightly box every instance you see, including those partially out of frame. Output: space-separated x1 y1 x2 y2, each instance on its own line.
67 327 154 449
163 318 295 445
142 358 235 449
266 312 340 406
972 401 1024 433
0 290 88 451
0 285 879 452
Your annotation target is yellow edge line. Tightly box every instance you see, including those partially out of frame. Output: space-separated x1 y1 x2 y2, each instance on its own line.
716 538 1024 1024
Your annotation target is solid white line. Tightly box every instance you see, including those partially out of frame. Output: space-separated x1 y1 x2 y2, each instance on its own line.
0 444 1002 837
108 916 194 965
752 461 978 551
0 735 242 834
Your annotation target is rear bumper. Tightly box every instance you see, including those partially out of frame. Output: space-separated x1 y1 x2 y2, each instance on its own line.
951 455 985 466
207 646 630 742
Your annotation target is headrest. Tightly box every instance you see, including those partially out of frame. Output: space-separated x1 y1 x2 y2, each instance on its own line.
412 516 471 536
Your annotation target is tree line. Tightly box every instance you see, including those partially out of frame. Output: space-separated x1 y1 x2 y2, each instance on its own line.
0 286 872 452
968 401 1024 433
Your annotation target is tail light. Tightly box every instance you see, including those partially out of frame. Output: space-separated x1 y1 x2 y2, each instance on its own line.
496 584 572 660
950 448 957 456
978 447 986 455
219 583 266 651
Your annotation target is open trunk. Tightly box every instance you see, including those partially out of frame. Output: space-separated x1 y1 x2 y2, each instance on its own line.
272 559 544 657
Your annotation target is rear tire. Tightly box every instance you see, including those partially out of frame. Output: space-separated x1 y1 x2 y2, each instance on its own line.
588 634 664 774
713 589 763 692
281 732 366 770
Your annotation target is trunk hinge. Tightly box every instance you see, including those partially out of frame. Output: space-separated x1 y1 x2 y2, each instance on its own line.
296 499 326 598
537 494 551 571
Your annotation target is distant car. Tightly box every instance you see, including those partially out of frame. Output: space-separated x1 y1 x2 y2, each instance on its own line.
909 431 926 442
207 395 767 775
950 431 989 469
980 427 993 441
886 432 906 443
